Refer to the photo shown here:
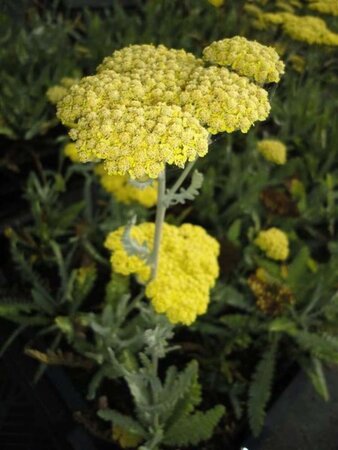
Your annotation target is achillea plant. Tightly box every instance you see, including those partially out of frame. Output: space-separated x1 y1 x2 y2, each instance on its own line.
50 36 283 448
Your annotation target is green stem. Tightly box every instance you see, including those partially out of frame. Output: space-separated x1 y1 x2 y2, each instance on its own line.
151 159 197 280
151 169 166 279
166 159 197 203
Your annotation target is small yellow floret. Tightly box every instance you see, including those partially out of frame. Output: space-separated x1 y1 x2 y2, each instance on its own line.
202 36 285 84
257 139 287 164
47 78 79 105
63 142 82 162
104 223 220 325
255 228 289 261
95 164 157 208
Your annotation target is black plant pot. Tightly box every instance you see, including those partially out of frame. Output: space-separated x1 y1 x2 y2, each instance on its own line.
242 367 338 450
0 326 114 450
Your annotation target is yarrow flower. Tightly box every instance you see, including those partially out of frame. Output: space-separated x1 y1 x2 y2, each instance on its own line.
260 12 338 45
95 164 157 208
307 0 338 16
255 228 289 261
104 223 220 325
203 36 285 84
55 42 283 176
181 66 271 134
63 142 82 162
68 104 208 179
257 139 287 164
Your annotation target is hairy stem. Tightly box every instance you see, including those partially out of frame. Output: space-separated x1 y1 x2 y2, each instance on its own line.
151 159 198 280
152 169 166 279
166 159 197 202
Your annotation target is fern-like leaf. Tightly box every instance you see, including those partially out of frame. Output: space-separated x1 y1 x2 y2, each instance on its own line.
122 216 150 261
165 170 203 207
0 296 34 317
248 340 278 437
295 331 338 364
163 405 225 447
98 409 147 437
299 356 329 401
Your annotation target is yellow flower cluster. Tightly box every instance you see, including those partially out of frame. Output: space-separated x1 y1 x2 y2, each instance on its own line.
47 77 79 104
260 12 338 45
68 104 208 179
112 425 142 448
208 0 225 7
56 41 283 177
63 142 82 162
57 71 146 126
248 269 294 315
181 66 270 134
95 164 157 208
255 228 289 261
104 223 220 325
203 37 285 84
97 44 202 105
307 0 338 16
257 139 287 164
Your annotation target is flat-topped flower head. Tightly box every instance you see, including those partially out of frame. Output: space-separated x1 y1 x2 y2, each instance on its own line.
55 40 282 174
95 164 157 207
261 12 338 45
257 139 287 164
202 36 285 84
97 44 202 84
97 44 203 106
69 104 208 179
104 223 220 325
181 66 270 134
255 228 289 261
307 0 338 16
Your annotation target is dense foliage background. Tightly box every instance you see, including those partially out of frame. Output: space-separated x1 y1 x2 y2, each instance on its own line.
0 1 338 449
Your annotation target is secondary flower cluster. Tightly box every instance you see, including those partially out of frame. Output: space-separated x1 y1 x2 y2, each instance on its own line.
56 39 284 178
257 139 287 165
95 164 157 208
265 13 338 45
104 223 220 325
203 36 285 84
245 4 338 46
307 0 338 16
255 227 289 261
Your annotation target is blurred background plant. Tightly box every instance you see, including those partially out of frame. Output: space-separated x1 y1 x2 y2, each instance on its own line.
0 0 338 448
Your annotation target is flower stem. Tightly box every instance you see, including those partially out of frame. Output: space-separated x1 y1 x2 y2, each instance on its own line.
151 159 198 280
166 159 197 202
151 169 166 279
